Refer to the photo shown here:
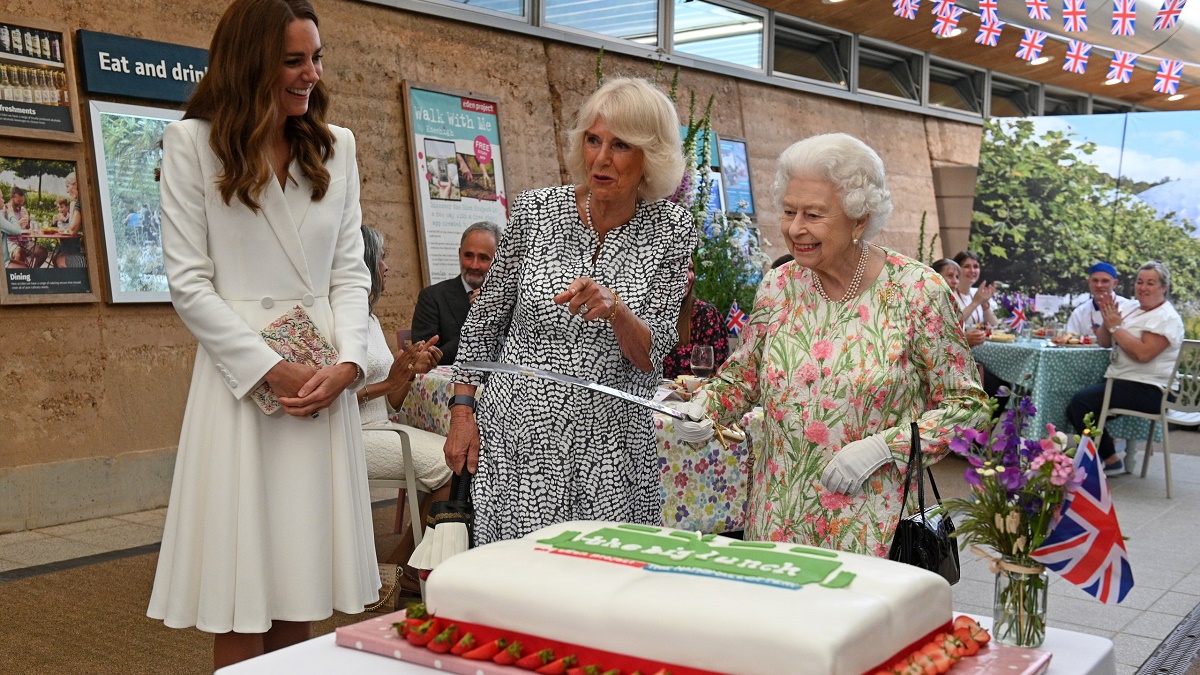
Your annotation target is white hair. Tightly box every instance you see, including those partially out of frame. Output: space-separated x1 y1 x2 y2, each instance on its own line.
566 78 684 202
772 133 893 240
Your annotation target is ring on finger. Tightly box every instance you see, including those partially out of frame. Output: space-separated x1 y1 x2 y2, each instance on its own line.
579 303 589 316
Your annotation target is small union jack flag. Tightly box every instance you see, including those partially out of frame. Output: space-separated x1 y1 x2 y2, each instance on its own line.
726 301 748 336
1112 0 1137 35
933 7 964 35
1026 0 1052 20
1063 0 1089 30
1154 0 1187 29
1063 40 1092 73
893 0 921 19
1154 59 1184 94
1108 50 1138 82
932 0 957 17
979 0 999 23
1017 29 1048 61
1031 436 1134 605
976 19 1005 45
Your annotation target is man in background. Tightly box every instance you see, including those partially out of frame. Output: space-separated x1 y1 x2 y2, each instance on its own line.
1066 262 1126 338
412 220 501 366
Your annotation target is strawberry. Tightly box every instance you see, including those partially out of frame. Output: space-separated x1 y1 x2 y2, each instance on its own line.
405 618 439 647
952 616 979 632
951 629 980 656
427 625 459 654
600 670 622 675
391 621 408 637
516 649 557 670
493 642 525 666
566 666 603 675
450 632 477 656
463 638 508 661
404 603 430 632
535 655 578 674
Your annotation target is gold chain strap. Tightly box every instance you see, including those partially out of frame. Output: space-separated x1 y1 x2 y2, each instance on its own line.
364 564 400 612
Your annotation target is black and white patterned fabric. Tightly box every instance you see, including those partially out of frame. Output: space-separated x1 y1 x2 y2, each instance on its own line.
451 185 697 545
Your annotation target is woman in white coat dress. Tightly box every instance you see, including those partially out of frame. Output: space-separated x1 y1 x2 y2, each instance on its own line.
147 0 377 668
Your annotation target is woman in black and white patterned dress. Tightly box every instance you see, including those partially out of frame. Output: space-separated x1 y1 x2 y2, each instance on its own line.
444 78 698 545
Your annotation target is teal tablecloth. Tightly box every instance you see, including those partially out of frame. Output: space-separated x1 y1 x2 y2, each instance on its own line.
972 340 1157 441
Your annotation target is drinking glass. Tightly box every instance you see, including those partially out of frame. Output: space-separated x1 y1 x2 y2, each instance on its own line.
690 345 715 379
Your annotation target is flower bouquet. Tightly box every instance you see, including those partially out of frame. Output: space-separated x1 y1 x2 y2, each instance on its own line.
942 396 1085 647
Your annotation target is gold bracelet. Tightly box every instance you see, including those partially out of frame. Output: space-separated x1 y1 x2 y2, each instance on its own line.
602 291 621 323
361 388 371 404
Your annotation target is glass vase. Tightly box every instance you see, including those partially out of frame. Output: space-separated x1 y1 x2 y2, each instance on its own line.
992 556 1049 648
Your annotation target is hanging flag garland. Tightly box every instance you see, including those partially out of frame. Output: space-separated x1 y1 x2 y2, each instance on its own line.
1017 28 1049 60
1063 40 1093 72
1063 0 1089 31
1112 0 1137 35
1154 59 1184 93
1108 50 1139 82
1153 0 1186 29
893 0 921 20
977 19 1005 45
934 6 965 35
979 0 1000 23
1026 0 1052 20
932 0 958 16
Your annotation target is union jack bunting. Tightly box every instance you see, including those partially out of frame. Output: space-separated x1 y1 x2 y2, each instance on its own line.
1006 305 1028 333
1016 29 1048 61
933 7 964 35
1112 0 1137 35
1026 0 1052 20
1063 40 1092 73
1154 0 1187 30
932 0 958 16
726 301 748 335
1031 436 1134 605
1154 59 1184 94
893 0 921 20
979 0 999 23
1063 0 1089 31
976 19 1005 46
1108 50 1138 82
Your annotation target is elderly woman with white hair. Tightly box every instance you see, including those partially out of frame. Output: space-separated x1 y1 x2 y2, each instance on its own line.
443 77 698 545
687 133 987 556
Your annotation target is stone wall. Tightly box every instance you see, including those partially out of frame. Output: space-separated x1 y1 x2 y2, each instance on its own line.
0 0 982 531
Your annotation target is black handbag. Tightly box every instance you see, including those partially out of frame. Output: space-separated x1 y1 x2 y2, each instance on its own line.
887 421 960 585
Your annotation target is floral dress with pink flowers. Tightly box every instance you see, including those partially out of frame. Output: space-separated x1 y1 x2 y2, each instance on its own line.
691 249 988 556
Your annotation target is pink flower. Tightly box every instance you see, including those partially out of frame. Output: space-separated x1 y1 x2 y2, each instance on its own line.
821 398 837 410
804 421 830 445
857 305 870 322
820 491 854 510
812 340 834 360
797 362 819 384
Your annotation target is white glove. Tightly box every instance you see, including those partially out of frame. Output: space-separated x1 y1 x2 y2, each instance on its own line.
665 401 714 443
820 434 894 495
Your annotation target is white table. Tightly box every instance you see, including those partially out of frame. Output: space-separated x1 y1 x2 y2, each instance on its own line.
218 613 1117 675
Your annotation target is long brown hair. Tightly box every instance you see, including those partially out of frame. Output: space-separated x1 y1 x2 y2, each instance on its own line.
185 0 334 211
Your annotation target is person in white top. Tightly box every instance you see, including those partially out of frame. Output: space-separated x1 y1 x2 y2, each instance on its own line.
951 250 999 327
1065 262 1128 338
1066 261 1184 476
932 258 985 347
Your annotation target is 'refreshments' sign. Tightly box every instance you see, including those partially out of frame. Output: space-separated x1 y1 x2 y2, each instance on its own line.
77 31 207 104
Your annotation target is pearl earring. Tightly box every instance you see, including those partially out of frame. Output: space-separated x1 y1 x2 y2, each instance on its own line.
852 237 859 245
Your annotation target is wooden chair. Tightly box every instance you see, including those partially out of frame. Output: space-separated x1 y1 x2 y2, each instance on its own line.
1097 340 1200 499
363 422 428 546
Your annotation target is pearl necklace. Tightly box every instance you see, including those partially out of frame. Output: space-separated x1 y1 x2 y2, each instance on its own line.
812 241 869 303
585 190 595 231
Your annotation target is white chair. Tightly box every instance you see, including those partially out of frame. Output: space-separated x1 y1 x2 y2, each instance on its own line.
1097 340 1200 499
364 422 429 603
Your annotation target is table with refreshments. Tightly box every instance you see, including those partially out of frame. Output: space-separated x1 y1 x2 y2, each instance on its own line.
394 366 752 535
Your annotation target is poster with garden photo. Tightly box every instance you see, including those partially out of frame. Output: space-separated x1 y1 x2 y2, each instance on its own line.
403 82 508 285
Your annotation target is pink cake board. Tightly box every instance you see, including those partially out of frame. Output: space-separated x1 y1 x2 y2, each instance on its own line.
336 611 512 675
336 610 1052 675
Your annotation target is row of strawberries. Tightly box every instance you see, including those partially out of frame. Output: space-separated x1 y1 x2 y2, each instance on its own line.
394 604 672 675
871 616 993 675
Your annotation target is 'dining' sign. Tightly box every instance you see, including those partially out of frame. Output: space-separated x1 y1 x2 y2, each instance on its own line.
77 30 207 104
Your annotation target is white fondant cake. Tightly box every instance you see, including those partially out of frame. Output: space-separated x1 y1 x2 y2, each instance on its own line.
425 520 952 675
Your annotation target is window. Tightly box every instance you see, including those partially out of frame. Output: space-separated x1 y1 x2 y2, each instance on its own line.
673 0 764 69
1091 98 1132 115
857 43 920 102
773 18 848 88
545 0 657 43
989 77 1038 117
445 0 524 17
927 61 982 114
1043 88 1087 116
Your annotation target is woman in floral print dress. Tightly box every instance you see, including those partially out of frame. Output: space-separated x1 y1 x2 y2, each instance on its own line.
689 133 988 556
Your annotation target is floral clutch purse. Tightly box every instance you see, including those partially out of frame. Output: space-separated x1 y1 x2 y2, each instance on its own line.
250 305 339 415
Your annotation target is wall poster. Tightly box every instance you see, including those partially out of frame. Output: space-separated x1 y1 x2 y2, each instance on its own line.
1 146 99 303
717 135 754 217
89 100 181 303
403 81 508 285
0 14 82 142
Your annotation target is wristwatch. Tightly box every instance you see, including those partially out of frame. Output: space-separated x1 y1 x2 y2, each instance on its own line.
448 394 477 412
